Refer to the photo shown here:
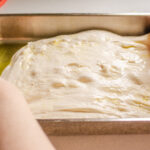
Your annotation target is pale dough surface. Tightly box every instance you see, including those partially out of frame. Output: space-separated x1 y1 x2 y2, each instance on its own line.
2 30 150 119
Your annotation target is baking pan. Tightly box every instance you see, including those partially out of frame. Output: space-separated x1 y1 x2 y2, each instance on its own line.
1 14 150 135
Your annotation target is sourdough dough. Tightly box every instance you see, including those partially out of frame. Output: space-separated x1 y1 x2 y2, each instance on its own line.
2 30 150 118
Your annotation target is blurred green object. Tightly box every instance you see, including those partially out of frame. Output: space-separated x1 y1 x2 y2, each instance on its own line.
0 44 24 75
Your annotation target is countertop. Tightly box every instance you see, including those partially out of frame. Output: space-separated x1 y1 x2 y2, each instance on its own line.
49 134 150 150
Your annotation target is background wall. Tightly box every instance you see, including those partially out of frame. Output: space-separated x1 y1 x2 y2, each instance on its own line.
0 0 150 14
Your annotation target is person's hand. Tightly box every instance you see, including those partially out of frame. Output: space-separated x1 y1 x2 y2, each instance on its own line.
0 78 55 150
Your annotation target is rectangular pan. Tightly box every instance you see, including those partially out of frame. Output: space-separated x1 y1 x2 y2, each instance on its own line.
1 14 150 135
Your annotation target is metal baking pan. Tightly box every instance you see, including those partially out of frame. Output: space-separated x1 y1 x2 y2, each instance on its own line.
1 14 150 135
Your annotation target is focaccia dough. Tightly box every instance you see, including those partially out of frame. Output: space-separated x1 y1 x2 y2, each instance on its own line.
2 30 150 119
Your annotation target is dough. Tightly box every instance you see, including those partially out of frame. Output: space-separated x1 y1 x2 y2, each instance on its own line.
2 30 150 119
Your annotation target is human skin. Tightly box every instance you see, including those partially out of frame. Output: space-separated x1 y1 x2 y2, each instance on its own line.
0 78 55 150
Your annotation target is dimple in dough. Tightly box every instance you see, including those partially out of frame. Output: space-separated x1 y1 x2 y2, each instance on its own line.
2 30 150 119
